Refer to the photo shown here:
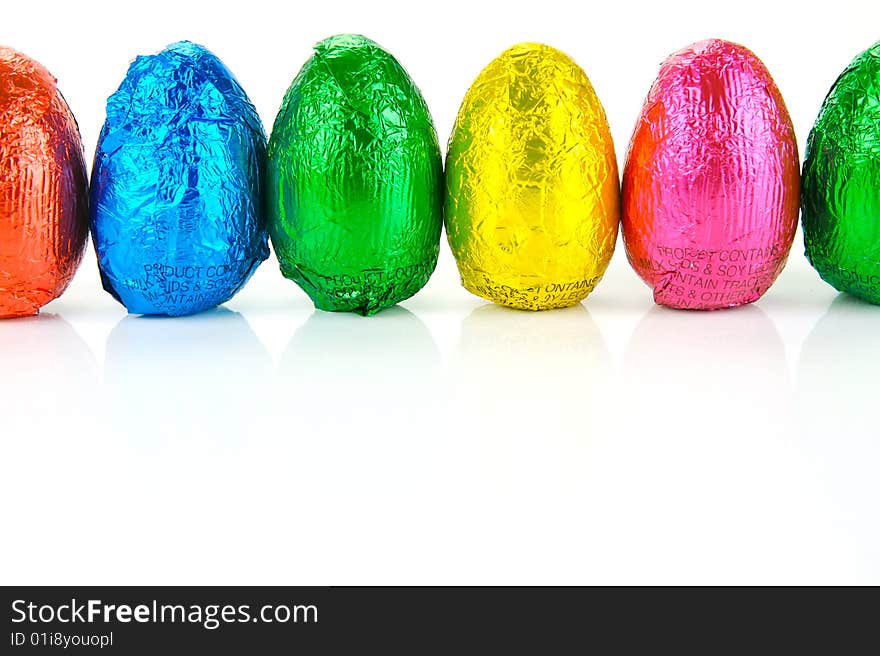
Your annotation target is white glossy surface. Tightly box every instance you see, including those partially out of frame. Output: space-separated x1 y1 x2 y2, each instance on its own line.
1 0 878 584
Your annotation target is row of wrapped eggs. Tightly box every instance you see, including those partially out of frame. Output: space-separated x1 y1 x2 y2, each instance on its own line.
0 36 877 318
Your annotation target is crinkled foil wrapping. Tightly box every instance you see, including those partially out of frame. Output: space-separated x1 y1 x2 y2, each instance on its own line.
90 41 268 316
267 34 443 316
445 43 619 311
0 47 88 318
802 42 880 303
622 39 799 310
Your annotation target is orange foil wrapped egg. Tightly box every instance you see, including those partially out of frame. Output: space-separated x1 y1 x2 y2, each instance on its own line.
0 47 89 318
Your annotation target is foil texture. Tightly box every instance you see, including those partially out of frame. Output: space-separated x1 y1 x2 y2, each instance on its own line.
267 34 443 316
622 39 799 310
802 42 880 303
90 41 268 316
445 43 619 311
0 47 89 318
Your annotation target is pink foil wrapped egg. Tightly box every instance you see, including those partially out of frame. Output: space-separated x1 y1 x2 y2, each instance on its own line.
622 39 799 310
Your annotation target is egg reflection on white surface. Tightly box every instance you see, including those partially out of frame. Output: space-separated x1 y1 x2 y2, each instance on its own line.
278 307 441 428
274 306 445 562
0 314 101 578
614 305 858 583
450 303 611 493
103 308 272 445
0 314 97 432
624 305 790 431
798 295 880 436
797 295 880 581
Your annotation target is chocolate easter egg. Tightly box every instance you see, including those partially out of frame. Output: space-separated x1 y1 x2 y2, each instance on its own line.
0 47 88 318
622 39 799 310
802 42 880 303
267 34 443 316
90 41 268 316
445 42 619 311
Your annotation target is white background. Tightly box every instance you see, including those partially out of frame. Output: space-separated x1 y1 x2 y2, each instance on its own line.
1 0 879 584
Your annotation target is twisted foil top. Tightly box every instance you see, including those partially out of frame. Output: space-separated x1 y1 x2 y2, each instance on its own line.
802 42 880 303
267 34 443 316
445 43 619 311
91 41 268 316
622 39 799 310
0 46 89 318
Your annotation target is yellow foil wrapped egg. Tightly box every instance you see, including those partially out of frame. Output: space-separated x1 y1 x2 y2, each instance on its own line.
445 43 619 310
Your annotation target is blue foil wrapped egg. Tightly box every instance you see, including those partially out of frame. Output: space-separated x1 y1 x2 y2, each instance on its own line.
90 41 268 316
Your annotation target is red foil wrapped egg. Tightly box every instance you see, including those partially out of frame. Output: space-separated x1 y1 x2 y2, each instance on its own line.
622 39 799 310
0 47 88 318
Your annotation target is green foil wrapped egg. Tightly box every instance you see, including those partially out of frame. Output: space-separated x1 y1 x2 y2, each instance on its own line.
267 34 443 315
802 42 880 302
